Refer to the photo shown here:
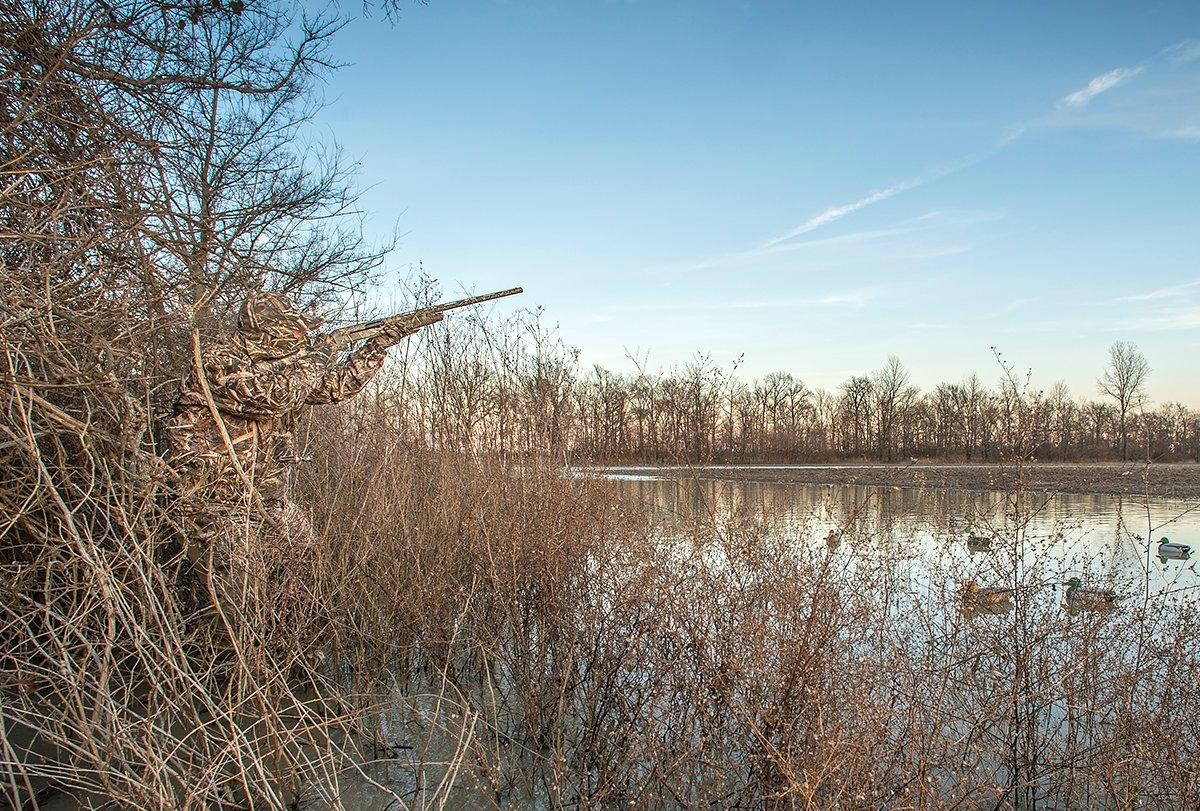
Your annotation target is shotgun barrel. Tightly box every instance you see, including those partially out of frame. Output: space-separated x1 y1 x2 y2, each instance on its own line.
325 287 523 348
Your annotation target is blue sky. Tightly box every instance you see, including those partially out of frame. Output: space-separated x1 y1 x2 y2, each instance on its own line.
316 2 1200 403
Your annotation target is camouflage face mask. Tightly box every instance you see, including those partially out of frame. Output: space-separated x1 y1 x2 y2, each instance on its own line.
237 292 324 359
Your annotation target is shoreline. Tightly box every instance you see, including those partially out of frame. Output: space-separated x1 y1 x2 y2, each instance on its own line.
588 462 1200 499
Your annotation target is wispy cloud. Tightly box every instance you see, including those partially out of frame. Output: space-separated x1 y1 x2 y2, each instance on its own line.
1101 277 1200 332
1109 279 1200 303
1161 125 1200 142
739 49 1173 258
1045 42 1200 141
1001 297 1037 313
681 224 916 272
762 157 990 249
763 180 924 247
906 244 973 260
664 210 998 275
1127 308 1200 331
627 291 870 312
1166 39 1200 66
651 40 1188 281
1058 66 1145 108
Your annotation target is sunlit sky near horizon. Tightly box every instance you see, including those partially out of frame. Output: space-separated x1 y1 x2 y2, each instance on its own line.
315 2 1200 404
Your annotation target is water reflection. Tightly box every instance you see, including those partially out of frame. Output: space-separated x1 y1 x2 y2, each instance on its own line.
318 473 1200 808
611 476 1200 602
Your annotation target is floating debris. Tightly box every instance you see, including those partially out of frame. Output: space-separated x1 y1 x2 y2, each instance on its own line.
1157 537 1192 563
1064 577 1117 613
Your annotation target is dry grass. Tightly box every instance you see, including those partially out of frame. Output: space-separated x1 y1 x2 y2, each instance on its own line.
276 398 1200 808
5 328 1200 807
3 1 1198 800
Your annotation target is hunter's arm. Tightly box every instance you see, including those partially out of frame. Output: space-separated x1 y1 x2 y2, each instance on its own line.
304 336 391 405
305 312 442 405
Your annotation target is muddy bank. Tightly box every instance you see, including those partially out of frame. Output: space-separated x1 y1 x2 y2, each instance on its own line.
592 462 1200 499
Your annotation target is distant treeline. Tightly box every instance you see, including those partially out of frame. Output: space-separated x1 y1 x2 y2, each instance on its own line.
386 321 1191 463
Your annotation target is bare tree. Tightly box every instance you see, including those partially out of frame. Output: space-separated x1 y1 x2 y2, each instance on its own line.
872 355 910 462
840 375 874 458
1098 341 1150 460
385 332 1193 463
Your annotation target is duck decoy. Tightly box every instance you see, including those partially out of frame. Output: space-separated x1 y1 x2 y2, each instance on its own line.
949 516 973 533
966 532 992 552
1063 577 1117 612
1157 537 1192 562
959 580 1012 603
958 580 1013 615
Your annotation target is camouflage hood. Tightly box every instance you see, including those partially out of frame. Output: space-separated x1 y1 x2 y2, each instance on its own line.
237 292 323 360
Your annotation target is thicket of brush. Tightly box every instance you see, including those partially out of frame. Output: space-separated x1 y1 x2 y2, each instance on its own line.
4 1 1199 808
8 303 1200 809
285 397 1200 808
0 0 415 805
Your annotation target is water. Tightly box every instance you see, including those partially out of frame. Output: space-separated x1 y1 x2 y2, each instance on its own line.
320 468 1200 808
607 471 1200 602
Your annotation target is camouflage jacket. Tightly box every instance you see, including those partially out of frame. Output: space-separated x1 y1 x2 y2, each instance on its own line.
165 294 394 505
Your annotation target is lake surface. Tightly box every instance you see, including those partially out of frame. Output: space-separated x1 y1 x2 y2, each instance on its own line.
323 467 1200 809
604 470 1200 601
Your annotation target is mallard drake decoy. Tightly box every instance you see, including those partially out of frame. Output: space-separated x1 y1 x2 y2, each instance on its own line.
1064 577 1117 612
966 533 992 552
1157 537 1192 562
949 516 973 533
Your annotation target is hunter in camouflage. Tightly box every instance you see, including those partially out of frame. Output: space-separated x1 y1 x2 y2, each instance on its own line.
166 292 440 563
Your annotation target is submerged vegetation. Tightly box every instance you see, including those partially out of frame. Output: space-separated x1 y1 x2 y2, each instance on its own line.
2 0 1199 808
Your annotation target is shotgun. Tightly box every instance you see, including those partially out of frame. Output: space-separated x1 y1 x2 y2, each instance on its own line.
324 287 523 349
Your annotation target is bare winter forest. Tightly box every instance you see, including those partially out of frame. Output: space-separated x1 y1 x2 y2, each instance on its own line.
3 1 1199 809
396 334 1180 463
